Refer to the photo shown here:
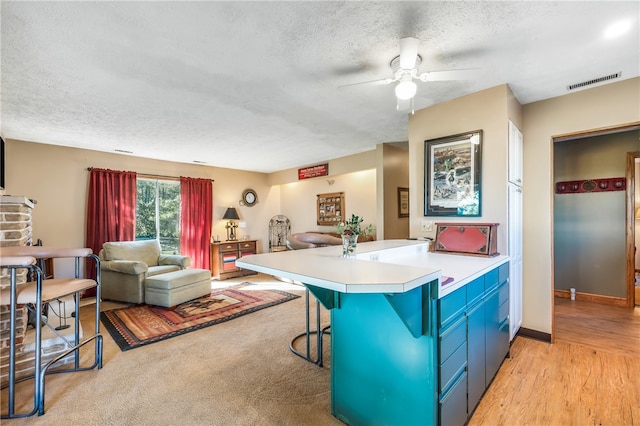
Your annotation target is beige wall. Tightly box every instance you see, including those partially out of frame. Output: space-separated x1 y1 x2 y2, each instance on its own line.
269 149 378 236
381 143 409 239
267 150 376 186
409 78 639 336
278 168 377 235
3 139 276 251
523 77 640 334
4 77 638 336
408 84 511 253
2 139 378 276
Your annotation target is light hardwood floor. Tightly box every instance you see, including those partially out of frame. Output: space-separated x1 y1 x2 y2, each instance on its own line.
469 299 640 425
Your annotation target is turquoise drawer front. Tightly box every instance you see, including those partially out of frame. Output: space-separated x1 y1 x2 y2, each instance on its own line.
466 276 484 307
439 316 466 363
499 261 509 284
484 268 499 292
439 371 468 426
499 281 509 305
439 340 467 394
439 286 466 329
499 299 509 322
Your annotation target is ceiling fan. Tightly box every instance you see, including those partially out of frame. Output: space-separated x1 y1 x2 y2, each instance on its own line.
342 37 477 112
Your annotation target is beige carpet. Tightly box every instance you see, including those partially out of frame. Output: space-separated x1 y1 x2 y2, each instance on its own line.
2 274 340 425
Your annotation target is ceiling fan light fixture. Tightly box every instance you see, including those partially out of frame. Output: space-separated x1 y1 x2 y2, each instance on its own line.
395 80 417 100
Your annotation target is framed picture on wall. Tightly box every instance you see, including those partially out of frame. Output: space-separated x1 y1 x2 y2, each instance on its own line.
424 130 482 216
317 192 345 225
398 187 409 218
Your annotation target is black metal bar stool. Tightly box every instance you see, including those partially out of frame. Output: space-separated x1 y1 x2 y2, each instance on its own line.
289 287 331 367
1 246 103 418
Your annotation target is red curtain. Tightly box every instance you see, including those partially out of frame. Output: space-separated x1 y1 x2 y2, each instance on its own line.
180 177 213 270
85 168 137 291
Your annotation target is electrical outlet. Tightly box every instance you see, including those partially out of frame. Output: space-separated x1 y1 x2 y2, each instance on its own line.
421 220 434 232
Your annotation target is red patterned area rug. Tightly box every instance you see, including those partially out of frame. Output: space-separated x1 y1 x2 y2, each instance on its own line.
100 284 299 351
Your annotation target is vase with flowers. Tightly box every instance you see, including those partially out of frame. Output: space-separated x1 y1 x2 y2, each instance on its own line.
336 214 375 258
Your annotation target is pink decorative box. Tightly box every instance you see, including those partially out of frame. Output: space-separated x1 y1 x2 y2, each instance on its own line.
434 222 499 257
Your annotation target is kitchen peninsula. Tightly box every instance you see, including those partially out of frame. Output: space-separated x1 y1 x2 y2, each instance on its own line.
237 240 510 425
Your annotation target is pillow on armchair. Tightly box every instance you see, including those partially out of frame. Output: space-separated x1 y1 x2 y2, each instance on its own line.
102 240 163 267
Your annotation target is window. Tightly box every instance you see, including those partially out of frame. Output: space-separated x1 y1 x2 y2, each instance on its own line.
136 179 181 254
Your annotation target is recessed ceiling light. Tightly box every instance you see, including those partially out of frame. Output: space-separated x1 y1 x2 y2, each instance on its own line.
604 20 631 39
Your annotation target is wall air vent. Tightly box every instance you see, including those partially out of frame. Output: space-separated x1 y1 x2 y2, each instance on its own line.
114 149 133 154
567 72 621 91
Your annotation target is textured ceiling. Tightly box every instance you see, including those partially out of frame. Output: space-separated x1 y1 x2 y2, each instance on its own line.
1 1 638 173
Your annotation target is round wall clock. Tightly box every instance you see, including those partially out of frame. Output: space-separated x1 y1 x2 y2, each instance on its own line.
241 188 258 207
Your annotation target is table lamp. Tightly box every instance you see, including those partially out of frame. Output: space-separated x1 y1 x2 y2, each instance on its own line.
223 207 240 241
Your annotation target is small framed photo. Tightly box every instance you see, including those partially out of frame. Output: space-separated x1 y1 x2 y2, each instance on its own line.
398 187 409 218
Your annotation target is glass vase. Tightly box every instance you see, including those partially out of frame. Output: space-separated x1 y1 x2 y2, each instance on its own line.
341 234 358 258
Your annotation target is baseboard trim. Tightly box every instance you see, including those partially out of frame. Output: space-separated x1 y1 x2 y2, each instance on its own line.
517 327 551 343
554 289 627 307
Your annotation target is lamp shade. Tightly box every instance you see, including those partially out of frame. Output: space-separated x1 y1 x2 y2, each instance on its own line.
223 207 240 220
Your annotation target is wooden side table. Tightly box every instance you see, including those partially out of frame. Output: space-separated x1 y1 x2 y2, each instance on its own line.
211 240 258 280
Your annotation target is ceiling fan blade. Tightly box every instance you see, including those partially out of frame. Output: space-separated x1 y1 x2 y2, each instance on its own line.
338 77 395 89
419 68 480 82
399 37 419 69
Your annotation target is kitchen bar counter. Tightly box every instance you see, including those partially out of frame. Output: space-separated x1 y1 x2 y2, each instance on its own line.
238 239 508 298
237 240 510 425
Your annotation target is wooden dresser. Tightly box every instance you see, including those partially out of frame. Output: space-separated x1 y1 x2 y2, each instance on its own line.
211 240 258 280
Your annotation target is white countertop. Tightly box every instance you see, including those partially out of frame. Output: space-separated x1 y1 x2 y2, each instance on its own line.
237 240 509 298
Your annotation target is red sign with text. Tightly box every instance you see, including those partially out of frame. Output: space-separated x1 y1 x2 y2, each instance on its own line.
298 163 329 180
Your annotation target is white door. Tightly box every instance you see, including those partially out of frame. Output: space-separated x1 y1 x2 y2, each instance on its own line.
508 120 524 340
508 183 523 340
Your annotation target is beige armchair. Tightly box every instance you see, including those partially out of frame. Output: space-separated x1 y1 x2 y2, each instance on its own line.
99 240 191 303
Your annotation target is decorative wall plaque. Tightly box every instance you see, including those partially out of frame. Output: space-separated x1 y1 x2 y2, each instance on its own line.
317 192 344 225
555 177 625 194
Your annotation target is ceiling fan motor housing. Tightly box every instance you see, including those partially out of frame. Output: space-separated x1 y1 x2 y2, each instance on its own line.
390 54 422 80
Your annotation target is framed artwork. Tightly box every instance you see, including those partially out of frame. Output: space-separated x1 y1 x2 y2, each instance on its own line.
424 130 482 216
398 187 409 218
317 192 345 225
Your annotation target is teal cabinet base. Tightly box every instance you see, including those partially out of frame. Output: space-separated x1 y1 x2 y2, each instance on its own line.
320 262 509 426
331 283 438 425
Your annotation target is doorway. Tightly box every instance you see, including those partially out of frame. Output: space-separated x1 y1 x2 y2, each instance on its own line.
381 142 410 239
630 153 640 306
552 124 640 308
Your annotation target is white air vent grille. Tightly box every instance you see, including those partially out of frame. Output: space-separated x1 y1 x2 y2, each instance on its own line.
567 72 621 91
